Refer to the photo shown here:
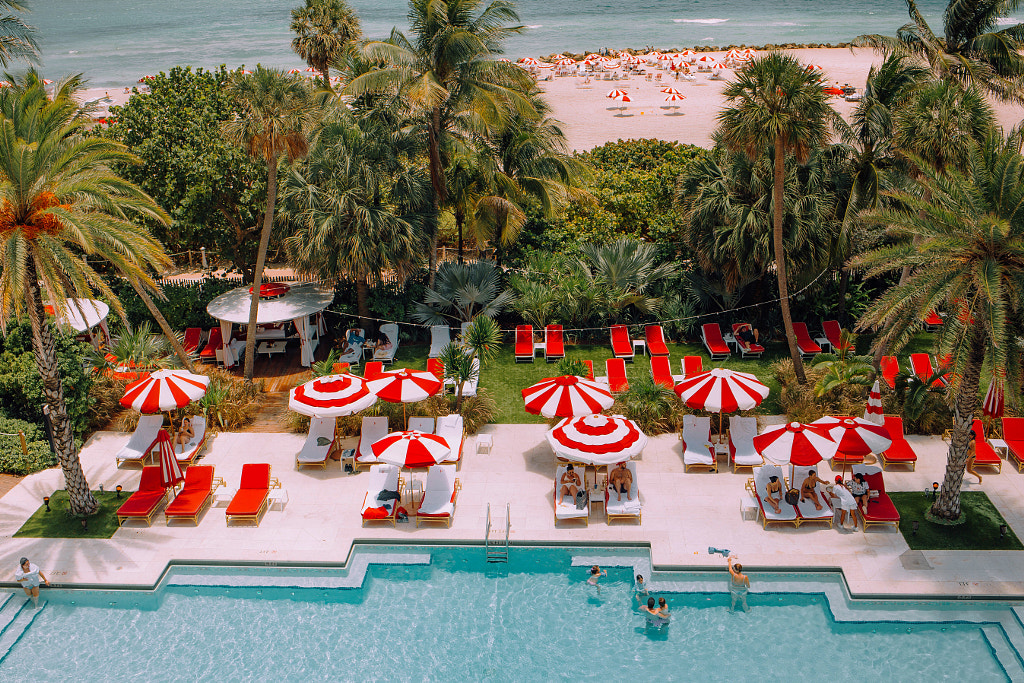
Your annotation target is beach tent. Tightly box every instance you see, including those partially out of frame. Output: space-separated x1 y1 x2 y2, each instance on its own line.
205 282 333 368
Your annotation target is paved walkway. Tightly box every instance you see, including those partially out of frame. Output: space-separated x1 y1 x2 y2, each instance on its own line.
1 425 1022 597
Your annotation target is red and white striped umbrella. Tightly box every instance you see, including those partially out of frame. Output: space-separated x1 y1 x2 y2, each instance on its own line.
546 414 648 465
372 430 450 469
523 375 614 418
120 370 210 414
367 368 443 404
661 86 683 94
811 416 891 456
288 68 302 74
674 368 768 413
606 89 629 99
154 430 184 488
519 57 541 65
695 55 718 65
290 373 377 417
754 422 838 467
555 58 576 66
864 379 884 424
983 378 1005 419
304 66 318 72
138 75 155 82
805 64 824 73
664 93 687 101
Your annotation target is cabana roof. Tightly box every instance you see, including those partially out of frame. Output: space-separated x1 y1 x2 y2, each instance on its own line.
206 282 334 325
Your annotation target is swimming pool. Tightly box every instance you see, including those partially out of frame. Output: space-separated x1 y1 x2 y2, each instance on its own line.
0 545 1019 681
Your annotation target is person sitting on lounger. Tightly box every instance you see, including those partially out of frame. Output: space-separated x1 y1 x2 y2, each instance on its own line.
764 475 782 514
800 470 826 510
560 464 581 501
340 329 364 356
735 323 759 345
609 461 633 502
174 417 194 448
848 473 870 514
373 330 392 351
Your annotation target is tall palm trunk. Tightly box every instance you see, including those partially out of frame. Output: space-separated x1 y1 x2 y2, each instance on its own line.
930 334 985 520
455 207 464 264
773 135 806 383
356 278 371 331
130 279 196 373
836 267 850 325
427 107 446 289
244 156 280 384
24 257 97 516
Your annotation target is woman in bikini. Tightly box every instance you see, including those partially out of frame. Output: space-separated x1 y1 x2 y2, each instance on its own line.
559 464 581 501
764 475 782 514
800 469 826 511
174 417 194 448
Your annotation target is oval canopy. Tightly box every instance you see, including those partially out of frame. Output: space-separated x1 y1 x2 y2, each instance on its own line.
57 298 109 333
206 282 334 325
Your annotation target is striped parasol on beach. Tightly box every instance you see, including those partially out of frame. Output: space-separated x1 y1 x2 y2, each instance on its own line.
606 89 629 99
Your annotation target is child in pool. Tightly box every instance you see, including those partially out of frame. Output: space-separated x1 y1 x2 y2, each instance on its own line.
588 565 607 593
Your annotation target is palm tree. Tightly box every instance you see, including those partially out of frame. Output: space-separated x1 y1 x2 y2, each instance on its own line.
0 74 172 515
223 67 317 384
577 239 677 324
439 315 501 408
717 52 838 384
412 260 514 324
347 0 531 286
290 0 361 87
0 1 37 66
855 0 1024 102
852 131 1024 521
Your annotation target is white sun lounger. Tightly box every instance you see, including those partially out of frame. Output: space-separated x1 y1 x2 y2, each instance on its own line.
355 416 389 470
790 463 834 527
407 416 434 433
428 325 451 358
338 328 365 365
748 465 799 529
416 464 460 527
436 414 465 468
173 415 208 465
728 416 762 472
296 416 336 469
605 461 641 524
372 323 400 364
116 414 165 466
360 464 401 526
554 465 589 526
681 415 717 472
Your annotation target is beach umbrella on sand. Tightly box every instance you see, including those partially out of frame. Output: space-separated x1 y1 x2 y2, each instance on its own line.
606 88 629 99
290 373 377 417
661 86 683 94
367 368 442 424
863 380 884 424
373 430 451 469
523 375 614 418
741 48 757 59
288 68 302 74
547 414 648 465
677 49 696 62
498 58 512 63
664 93 686 101
805 64 824 74
675 368 769 441
555 58 576 66
585 53 602 60
519 57 541 65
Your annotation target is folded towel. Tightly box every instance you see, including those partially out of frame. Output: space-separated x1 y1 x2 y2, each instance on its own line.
621 502 642 513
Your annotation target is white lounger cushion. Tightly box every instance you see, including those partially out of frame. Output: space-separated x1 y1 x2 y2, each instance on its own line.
116 414 164 462
407 417 434 434
418 464 456 516
753 465 797 522
436 414 464 463
297 416 335 464
357 416 389 463
729 416 762 466
682 415 715 465
605 461 641 515
555 465 588 519
361 464 399 514
792 464 833 520
428 326 450 358
174 415 207 462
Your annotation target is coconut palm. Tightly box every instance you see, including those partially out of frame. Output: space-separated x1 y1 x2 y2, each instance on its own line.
852 131 1024 521
290 0 361 87
0 74 172 515
0 1 37 66
855 0 1024 102
223 67 317 384
717 52 839 383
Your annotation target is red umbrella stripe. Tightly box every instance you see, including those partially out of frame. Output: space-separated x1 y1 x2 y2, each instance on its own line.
522 375 614 418
120 370 210 414
812 416 891 456
155 430 184 487
754 422 838 467
550 415 645 455
675 368 768 413
290 374 374 413
367 368 442 403
983 379 1005 419
372 430 450 468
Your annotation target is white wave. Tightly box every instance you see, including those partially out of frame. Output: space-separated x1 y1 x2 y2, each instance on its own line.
769 22 807 27
673 18 729 25
526 24 543 29
996 17 1022 25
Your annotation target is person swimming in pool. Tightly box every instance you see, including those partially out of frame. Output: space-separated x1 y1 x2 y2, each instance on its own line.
764 475 782 514
588 565 607 593
728 556 749 612
634 574 648 596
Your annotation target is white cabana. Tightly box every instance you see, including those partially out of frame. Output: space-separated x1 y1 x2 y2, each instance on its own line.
205 282 333 368
49 298 111 349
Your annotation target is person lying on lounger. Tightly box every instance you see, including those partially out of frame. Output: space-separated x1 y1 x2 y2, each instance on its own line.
764 475 782 514
800 470 827 511
174 417 194 448
609 461 633 501
559 464 581 501
735 323 759 345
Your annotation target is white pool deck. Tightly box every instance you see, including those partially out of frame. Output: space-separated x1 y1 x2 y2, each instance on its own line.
2 424 1023 598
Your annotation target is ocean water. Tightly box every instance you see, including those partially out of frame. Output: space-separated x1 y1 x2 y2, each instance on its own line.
23 0 1022 89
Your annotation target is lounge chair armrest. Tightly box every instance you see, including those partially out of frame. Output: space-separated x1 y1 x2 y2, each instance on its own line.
212 476 226 488
270 477 282 489
744 478 756 496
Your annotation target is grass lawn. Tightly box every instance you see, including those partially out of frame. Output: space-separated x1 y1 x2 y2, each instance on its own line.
890 491 1023 551
14 490 123 539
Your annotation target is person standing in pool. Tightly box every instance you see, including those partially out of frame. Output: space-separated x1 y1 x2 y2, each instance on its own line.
634 574 648 596
588 565 607 593
636 595 664 627
655 597 671 625
15 557 48 608
728 556 749 612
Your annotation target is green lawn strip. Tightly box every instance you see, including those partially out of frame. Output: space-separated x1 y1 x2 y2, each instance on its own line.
13 490 123 539
890 491 1023 551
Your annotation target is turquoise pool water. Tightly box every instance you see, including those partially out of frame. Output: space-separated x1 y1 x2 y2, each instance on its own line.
0 546 1014 681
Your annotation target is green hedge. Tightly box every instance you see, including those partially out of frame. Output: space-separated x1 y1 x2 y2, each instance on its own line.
108 278 239 331
0 416 57 475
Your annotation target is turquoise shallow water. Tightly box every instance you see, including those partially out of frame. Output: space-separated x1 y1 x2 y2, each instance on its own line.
23 0 1020 88
0 546 1012 681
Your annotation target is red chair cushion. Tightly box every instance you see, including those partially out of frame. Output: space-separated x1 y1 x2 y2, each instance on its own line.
865 493 900 522
362 506 389 519
239 463 271 489
117 492 165 517
225 489 268 516
165 490 209 515
882 439 917 462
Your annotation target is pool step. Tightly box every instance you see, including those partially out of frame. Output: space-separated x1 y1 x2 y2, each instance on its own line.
981 625 1024 682
0 594 23 638
0 599 44 664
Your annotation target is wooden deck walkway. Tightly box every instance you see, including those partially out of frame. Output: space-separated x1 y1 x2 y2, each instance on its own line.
220 340 330 394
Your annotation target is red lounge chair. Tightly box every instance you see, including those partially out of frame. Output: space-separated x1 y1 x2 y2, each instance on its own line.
582 360 595 381
644 325 670 356
821 320 853 352
1002 418 1024 472
606 358 629 393
700 323 730 361
924 310 944 332
853 465 900 530
165 465 215 525
879 356 899 389
363 361 384 380
971 420 1002 473
515 325 534 363
682 356 704 378
225 463 277 526
791 323 821 358
731 323 764 359
199 327 222 363
878 416 917 470
609 325 635 361
427 358 445 382
909 353 946 387
182 327 203 354
544 325 565 362
650 355 674 389
332 362 351 374
116 466 170 526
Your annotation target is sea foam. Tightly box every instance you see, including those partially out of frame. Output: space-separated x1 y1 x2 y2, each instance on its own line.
673 18 729 25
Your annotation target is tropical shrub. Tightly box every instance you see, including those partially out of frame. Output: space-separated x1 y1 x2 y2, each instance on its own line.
611 375 681 435
0 416 57 475
774 359 869 423
412 261 514 325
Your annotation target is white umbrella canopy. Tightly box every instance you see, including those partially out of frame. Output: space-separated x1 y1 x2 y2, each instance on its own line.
372 430 451 469
290 373 377 417
120 370 211 414
547 414 648 465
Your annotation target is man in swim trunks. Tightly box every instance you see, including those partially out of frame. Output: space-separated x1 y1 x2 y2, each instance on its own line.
728 556 749 612
559 464 581 501
800 469 826 511
734 323 759 345
609 462 633 501
764 475 782 514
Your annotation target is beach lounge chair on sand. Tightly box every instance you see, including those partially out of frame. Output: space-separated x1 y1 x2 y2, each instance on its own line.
731 323 764 359
683 355 704 379
360 464 401 526
746 465 798 529
544 325 565 362
728 416 762 472
971 420 1002 473
427 358 444 382
852 464 900 530
910 353 947 387
605 461 642 524
554 464 589 526
610 324 635 361
1003 418 1024 472
182 327 203 354
790 464 833 528
363 361 384 380
116 466 171 526
701 323 731 361
408 416 434 433
372 323 399 364
199 327 222 364
681 415 716 473
355 416 389 471
791 323 821 359
644 325 670 356
225 463 279 526
437 414 465 468
879 356 899 389
174 415 208 465
878 416 917 470
416 464 460 527
650 355 674 389
822 320 854 352
606 358 629 393
582 360 595 381
428 325 450 358
164 465 215 525
515 325 534 363
115 414 165 466
296 416 336 469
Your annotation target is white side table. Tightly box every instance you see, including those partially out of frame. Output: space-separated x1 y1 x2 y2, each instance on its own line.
476 433 493 454
213 485 235 507
269 488 288 511
739 495 758 521
990 439 1008 456
632 339 646 356
722 333 737 351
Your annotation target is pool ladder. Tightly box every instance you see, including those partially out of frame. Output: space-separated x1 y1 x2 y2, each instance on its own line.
485 503 510 563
